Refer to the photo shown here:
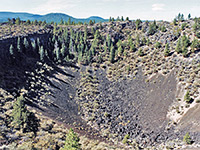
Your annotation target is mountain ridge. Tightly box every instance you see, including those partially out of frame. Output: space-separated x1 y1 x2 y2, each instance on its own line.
0 11 107 23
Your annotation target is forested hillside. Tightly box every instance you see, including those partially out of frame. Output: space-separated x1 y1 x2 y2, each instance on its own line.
0 15 200 149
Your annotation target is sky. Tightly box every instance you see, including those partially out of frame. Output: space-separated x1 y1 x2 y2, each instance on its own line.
0 0 200 21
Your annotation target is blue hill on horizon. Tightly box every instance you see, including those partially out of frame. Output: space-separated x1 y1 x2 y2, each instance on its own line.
0 12 107 23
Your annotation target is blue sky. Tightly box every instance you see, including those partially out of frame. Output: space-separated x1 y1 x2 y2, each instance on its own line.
0 0 200 21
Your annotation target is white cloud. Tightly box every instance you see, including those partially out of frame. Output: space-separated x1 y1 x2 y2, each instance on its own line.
152 3 165 11
31 0 78 14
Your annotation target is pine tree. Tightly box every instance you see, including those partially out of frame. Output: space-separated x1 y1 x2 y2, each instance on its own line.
181 35 189 48
69 37 73 52
9 44 14 56
87 50 92 63
16 17 21 25
122 134 130 144
23 38 29 50
184 91 191 103
164 43 170 57
17 37 21 53
148 22 157 35
141 37 146 46
121 16 124 21
182 46 188 57
26 20 31 25
59 19 64 25
107 34 111 49
191 38 199 53
110 44 115 63
94 30 100 40
61 43 66 58
181 14 184 21
53 22 57 35
11 95 27 129
109 17 112 22
31 40 36 51
130 43 136 52
146 38 150 46
155 42 161 49
89 20 93 25
61 128 81 150
135 19 142 30
177 13 181 21
33 20 38 25
183 132 192 144
68 17 71 25
175 38 181 53
126 17 129 21
118 45 123 56
54 40 60 60
56 46 60 61
161 26 166 32
188 14 191 20
84 26 87 42
135 34 140 47
37 38 41 48
39 46 44 61
173 18 177 25
127 35 132 46
116 16 120 21
11 94 39 135
138 48 144 56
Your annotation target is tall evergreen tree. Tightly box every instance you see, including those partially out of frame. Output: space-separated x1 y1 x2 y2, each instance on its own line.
135 19 142 30
11 94 39 135
109 44 115 63
183 133 192 144
104 42 107 53
9 44 14 56
109 17 112 22
31 40 36 51
61 128 81 150
23 38 29 50
184 91 192 103
118 45 123 56
59 19 64 25
39 46 44 61
164 43 170 56
16 17 21 25
84 26 88 42
61 43 66 58
130 43 136 52
121 16 124 21
188 14 191 19
17 37 21 53
175 38 181 53
138 48 144 56
135 34 140 47
116 16 120 21
68 17 71 25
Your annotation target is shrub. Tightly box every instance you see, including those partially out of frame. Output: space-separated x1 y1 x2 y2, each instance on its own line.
164 43 170 56
184 91 192 103
122 134 130 144
138 48 144 56
60 128 81 150
183 132 192 144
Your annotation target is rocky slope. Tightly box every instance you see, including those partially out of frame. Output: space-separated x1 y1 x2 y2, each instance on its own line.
0 18 200 149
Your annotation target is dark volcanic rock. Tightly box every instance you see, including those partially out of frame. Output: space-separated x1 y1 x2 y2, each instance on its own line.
78 68 178 146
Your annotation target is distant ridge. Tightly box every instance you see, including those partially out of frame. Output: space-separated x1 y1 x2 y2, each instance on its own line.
0 12 107 23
